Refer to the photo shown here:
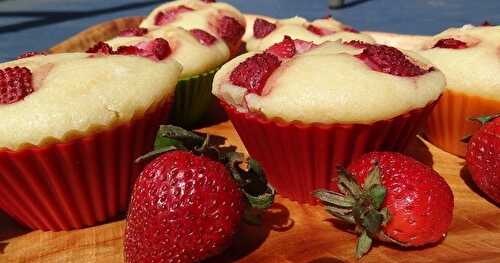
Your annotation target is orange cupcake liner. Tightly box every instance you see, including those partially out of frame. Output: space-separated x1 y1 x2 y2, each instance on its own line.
221 101 437 204
424 89 500 157
0 100 172 231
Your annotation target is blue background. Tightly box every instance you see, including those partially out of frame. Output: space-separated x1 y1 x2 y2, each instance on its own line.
0 0 499 62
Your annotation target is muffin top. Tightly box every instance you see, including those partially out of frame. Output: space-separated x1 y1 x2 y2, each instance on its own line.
245 16 375 51
140 0 245 55
213 39 445 124
107 27 229 78
419 24 500 99
0 52 181 150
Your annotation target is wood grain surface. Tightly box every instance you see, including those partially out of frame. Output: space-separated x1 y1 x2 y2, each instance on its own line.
1 17 499 263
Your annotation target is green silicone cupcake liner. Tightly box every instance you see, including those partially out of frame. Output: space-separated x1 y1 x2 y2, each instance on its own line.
170 67 219 128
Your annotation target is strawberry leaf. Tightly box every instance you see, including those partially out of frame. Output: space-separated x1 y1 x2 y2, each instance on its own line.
356 230 373 259
313 189 355 208
362 209 383 236
469 113 500 126
364 163 381 190
337 168 362 196
135 146 178 163
368 185 386 210
157 125 204 147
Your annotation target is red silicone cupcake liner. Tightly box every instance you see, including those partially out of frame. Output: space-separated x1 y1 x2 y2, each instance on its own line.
424 89 500 157
222 101 437 204
0 100 172 231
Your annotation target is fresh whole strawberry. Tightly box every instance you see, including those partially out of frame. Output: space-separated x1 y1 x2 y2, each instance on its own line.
314 152 454 258
125 125 275 263
0 66 33 104
466 114 500 205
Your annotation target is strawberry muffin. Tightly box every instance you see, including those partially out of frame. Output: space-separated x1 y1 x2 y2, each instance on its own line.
212 38 445 203
419 24 500 156
245 16 375 52
0 51 181 230
140 0 245 56
116 0 244 127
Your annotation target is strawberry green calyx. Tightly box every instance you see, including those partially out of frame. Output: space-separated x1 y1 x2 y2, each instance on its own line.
136 125 275 220
469 113 500 126
462 113 500 143
314 164 402 258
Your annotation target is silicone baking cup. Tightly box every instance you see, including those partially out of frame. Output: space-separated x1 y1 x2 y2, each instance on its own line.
170 68 219 128
222 101 437 204
425 90 500 157
0 100 172 231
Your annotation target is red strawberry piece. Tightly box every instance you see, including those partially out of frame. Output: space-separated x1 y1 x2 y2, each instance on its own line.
86 42 114 54
118 27 148 37
216 16 245 54
229 53 281 95
343 26 360 33
481 21 494 26
0 66 33 104
344 40 370 49
253 18 277 39
315 152 454 258
432 38 468 49
293 39 317 53
16 51 47 60
265 36 296 58
307 25 335 36
124 151 244 263
190 29 217 46
202 0 216 2
135 38 172 61
154 5 194 26
115 45 141 56
355 44 430 77
466 115 500 204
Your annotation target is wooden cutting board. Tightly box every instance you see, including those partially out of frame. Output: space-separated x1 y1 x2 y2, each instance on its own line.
1 17 499 263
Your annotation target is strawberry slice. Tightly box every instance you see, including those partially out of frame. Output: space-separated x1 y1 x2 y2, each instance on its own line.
265 36 296 58
355 44 430 77
253 18 277 39
17 51 47 60
190 29 217 46
307 25 335 36
432 38 468 49
293 39 317 53
229 53 281 95
154 5 194 26
217 16 245 53
86 42 113 54
118 27 148 37
0 66 33 104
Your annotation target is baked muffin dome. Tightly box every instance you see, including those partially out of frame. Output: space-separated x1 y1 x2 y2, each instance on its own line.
0 53 181 149
419 25 500 99
213 40 445 124
139 0 245 54
107 27 229 78
245 16 375 52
